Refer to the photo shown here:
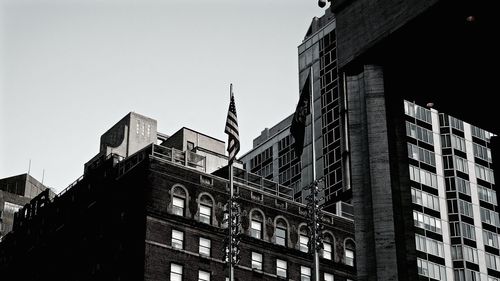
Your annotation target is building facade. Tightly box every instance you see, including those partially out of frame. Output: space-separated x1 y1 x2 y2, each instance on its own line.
0 115 356 281
403 100 498 281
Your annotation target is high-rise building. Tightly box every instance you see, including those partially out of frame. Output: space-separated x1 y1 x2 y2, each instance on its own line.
403 100 498 281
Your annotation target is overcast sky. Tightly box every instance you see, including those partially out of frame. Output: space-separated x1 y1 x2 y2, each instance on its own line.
0 0 324 192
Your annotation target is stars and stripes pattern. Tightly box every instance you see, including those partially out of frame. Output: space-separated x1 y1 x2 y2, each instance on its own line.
225 87 240 164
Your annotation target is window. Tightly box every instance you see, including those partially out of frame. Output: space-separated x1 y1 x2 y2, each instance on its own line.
452 135 466 151
170 263 183 281
198 270 210 281
413 211 442 233
484 230 499 248
252 252 263 270
324 273 334 281
487 255 500 274
199 195 213 224
417 258 446 280
172 186 186 216
275 219 287 246
172 229 184 249
454 269 479 281
455 157 468 174
480 207 500 226
322 235 333 260
199 237 211 256
461 222 476 240
251 211 263 239
301 266 311 281
411 188 440 211
345 239 355 267
299 226 309 253
452 245 478 263
415 234 444 258
478 185 497 205
475 164 495 184
276 259 287 278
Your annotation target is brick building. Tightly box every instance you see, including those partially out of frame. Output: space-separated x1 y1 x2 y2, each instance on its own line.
0 114 355 281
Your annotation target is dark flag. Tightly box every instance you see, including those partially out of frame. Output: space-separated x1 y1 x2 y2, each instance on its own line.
225 87 240 164
290 72 311 157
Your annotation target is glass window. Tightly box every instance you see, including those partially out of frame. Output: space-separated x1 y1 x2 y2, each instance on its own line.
198 270 210 281
172 186 186 216
322 235 333 260
199 195 213 224
252 252 263 270
172 229 184 249
276 259 287 278
301 266 311 281
345 239 355 267
170 263 183 281
299 226 309 253
275 219 287 246
199 237 211 256
251 211 263 239
324 273 334 281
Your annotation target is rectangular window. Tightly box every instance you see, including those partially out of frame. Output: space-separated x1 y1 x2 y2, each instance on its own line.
449 116 464 131
478 185 497 205
199 237 211 256
452 135 466 151
411 188 439 211
484 230 499 248
172 229 184 249
322 242 332 260
198 270 210 281
301 266 311 281
486 253 500 270
480 207 500 226
324 273 334 281
252 252 263 270
300 235 309 252
251 220 262 239
455 156 469 174
345 249 354 266
172 196 185 216
275 227 287 246
417 258 446 280
413 211 442 233
276 259 287 278
170 263 183 281
475 164 495 184
461 222 476 240
199 205 212 224
473 143 492 162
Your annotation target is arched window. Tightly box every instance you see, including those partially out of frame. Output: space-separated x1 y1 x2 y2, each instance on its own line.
199 195 213 224
322 233 333 260
275 218 288 246
345 239 356 266
299 225 309 253
250 211 263 239
172 186 187 216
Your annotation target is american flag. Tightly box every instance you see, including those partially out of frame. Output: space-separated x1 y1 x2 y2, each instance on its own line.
225 86 240 164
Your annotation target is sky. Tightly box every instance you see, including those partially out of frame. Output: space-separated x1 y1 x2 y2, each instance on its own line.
0 0 324 192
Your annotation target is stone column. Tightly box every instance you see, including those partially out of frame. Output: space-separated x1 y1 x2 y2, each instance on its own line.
347 65 417 281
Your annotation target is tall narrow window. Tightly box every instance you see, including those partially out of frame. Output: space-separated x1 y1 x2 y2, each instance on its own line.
199 237 211 256
345 239 355 267
199 195 213 224
276 259 287 278
172 186 186 216
299 226 309 253
322 235 333 260
172 229 184 250
275 219 287 246
251 211 263 239
170 263 183 281
252 252 263 270
301 266 311 281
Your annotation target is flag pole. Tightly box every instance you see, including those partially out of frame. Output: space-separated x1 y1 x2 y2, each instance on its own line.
309 66 320 281
229 83 235 281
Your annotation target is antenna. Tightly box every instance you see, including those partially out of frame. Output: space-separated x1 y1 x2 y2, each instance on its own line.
42 169 45 184
28 159 32 176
